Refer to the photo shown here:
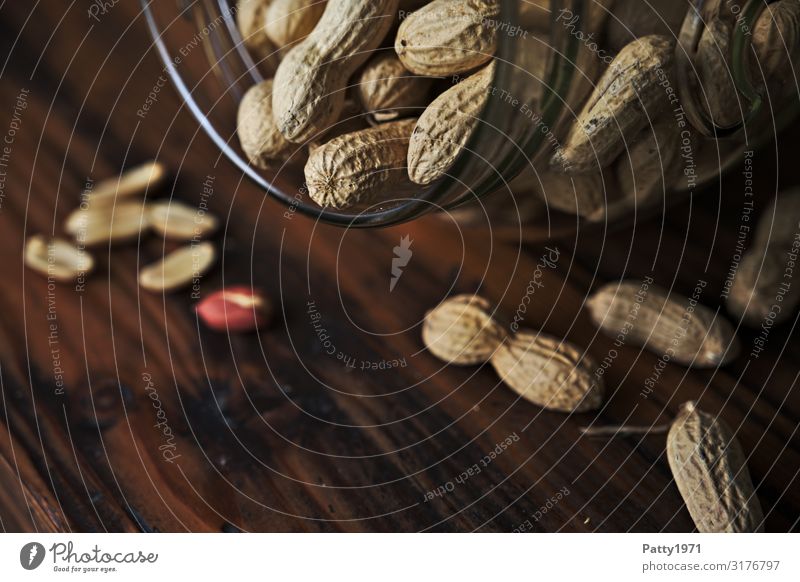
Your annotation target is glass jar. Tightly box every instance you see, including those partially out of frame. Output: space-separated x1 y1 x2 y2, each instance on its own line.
141 0 799 238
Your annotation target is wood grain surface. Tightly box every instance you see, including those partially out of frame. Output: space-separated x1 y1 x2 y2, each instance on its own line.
0 2 798 532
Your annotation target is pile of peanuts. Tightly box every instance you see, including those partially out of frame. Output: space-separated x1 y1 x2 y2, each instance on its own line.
236 0 799 219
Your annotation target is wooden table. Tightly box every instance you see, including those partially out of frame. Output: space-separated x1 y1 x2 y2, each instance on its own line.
0 2 797 532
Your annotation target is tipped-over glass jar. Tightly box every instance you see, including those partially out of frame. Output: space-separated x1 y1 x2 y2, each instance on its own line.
142 0 800 238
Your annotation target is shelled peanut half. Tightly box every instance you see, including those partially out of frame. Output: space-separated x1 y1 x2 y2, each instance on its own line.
24 161 272 334
25 161 220 294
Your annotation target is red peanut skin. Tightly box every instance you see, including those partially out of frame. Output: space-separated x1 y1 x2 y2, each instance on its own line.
196 286 272 332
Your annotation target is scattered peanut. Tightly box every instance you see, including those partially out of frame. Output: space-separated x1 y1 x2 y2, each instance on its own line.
587 280 740 368
65 201 149 246
423 294 504 364
138 242 217 292
423 294 603 412
148 200 219 241
83 161 166 208
491 330 603 413
752 188 800 249
667 401 764 533
727 190 800 326
24 236 94 282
